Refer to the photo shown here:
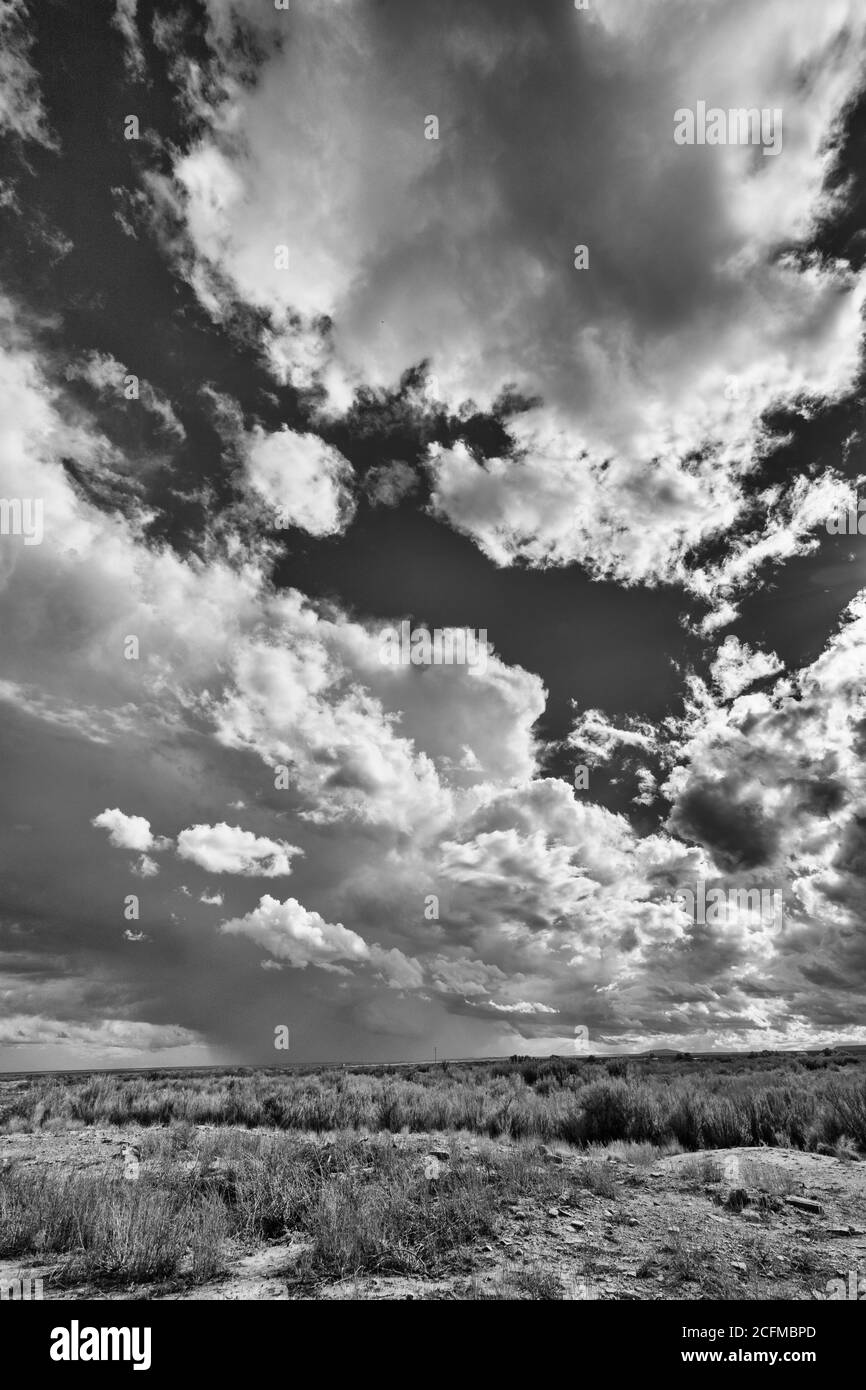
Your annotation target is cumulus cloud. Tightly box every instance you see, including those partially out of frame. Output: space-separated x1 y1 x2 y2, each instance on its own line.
219 895 426 989
244 427 355 537
147 0 866 611
710 636 784 700
427 954 508 998
368 943 425 991
220 894 372 971
132 853 159 878
665 596 866 889
219 893 426 989
92 808 156 852
175 823 302 877
207 588 544 830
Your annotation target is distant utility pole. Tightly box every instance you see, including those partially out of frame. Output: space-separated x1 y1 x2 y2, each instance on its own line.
434 1046 437 1064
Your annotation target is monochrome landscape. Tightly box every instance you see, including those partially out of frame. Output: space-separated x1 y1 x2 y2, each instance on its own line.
1 0 866 1305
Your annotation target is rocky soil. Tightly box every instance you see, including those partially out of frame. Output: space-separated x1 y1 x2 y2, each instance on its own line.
2 1127 863 1300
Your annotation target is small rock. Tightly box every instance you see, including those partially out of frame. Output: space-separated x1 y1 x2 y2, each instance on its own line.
547 1207 560 1218
826 1227 853 1237
422 1156 441 1181
732 1261 747 1272
571 1220 585 1231
786 1196 824 1215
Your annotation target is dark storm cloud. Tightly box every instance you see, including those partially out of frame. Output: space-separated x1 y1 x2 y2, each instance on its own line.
667 777 781 873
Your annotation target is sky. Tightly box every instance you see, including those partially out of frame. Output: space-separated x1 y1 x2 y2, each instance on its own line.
2 0 866 1069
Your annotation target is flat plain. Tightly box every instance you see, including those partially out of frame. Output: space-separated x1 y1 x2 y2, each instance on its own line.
1 1053 864 1300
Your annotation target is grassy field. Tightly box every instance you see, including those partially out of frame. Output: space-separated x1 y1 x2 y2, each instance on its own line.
4 1052 866 1150
1 1053 864 1299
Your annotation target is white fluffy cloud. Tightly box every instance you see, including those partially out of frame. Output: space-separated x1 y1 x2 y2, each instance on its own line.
710 636 783 700
175 822 302 877
208 589 544 830
218 892 410 980
92 807 156 852
220 894 369 969
244 427 355 537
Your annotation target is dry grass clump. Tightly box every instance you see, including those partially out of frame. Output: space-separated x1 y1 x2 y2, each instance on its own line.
0 1131 564 1290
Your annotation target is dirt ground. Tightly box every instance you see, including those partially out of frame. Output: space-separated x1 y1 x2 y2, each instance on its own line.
2 1127 864 1300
